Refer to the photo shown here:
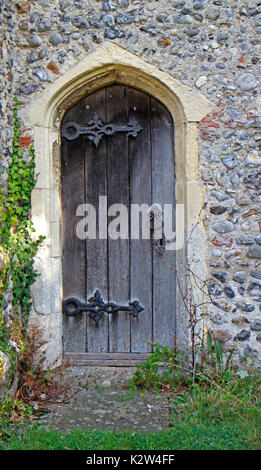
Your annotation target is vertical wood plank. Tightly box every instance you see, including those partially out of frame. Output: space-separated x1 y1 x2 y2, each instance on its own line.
84 89 109 352
150 97 176 349
62 100 86 352
128 88 153 353
106 85 130 352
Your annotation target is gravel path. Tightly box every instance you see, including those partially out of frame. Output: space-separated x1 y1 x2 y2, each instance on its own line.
35 368 173 434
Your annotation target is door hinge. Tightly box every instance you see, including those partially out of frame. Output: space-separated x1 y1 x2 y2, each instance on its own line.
62 113 143 147
63 289 144 325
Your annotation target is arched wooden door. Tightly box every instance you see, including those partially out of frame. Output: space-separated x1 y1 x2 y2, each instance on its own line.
61 84 176 366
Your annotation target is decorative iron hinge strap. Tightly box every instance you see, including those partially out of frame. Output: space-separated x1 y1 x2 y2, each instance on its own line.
62 113 143 147
63 290 144 325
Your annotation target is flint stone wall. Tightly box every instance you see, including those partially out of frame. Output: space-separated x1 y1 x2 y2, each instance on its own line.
0 0 261 367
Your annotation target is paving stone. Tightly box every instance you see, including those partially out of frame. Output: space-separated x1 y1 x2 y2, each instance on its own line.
34 371 172 433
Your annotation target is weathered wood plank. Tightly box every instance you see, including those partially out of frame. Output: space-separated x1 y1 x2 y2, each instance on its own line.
64 352 150 360
128 88 153 353
62 99 86 353
64 360 148 367
150 97 176 349
84 89 109 352
106 85 130 352
64 352 150 367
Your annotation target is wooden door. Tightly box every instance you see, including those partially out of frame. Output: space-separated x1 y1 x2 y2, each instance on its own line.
61 85 176 366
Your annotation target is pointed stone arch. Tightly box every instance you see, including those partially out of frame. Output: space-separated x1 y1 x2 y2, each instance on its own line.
24 43 214 367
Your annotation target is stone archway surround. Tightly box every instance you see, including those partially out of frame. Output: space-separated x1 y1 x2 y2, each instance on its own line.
24 43 214 367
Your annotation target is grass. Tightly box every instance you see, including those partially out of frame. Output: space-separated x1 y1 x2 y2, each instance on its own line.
0 410 259 450
0 385 260 450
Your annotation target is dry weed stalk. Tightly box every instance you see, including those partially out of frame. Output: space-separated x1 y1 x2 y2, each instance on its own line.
154 205 213 372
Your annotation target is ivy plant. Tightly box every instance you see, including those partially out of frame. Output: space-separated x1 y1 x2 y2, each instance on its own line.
0 95 44 363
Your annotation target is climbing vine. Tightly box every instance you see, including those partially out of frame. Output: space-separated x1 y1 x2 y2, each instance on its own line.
0 95 44 367
0 98 76 422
